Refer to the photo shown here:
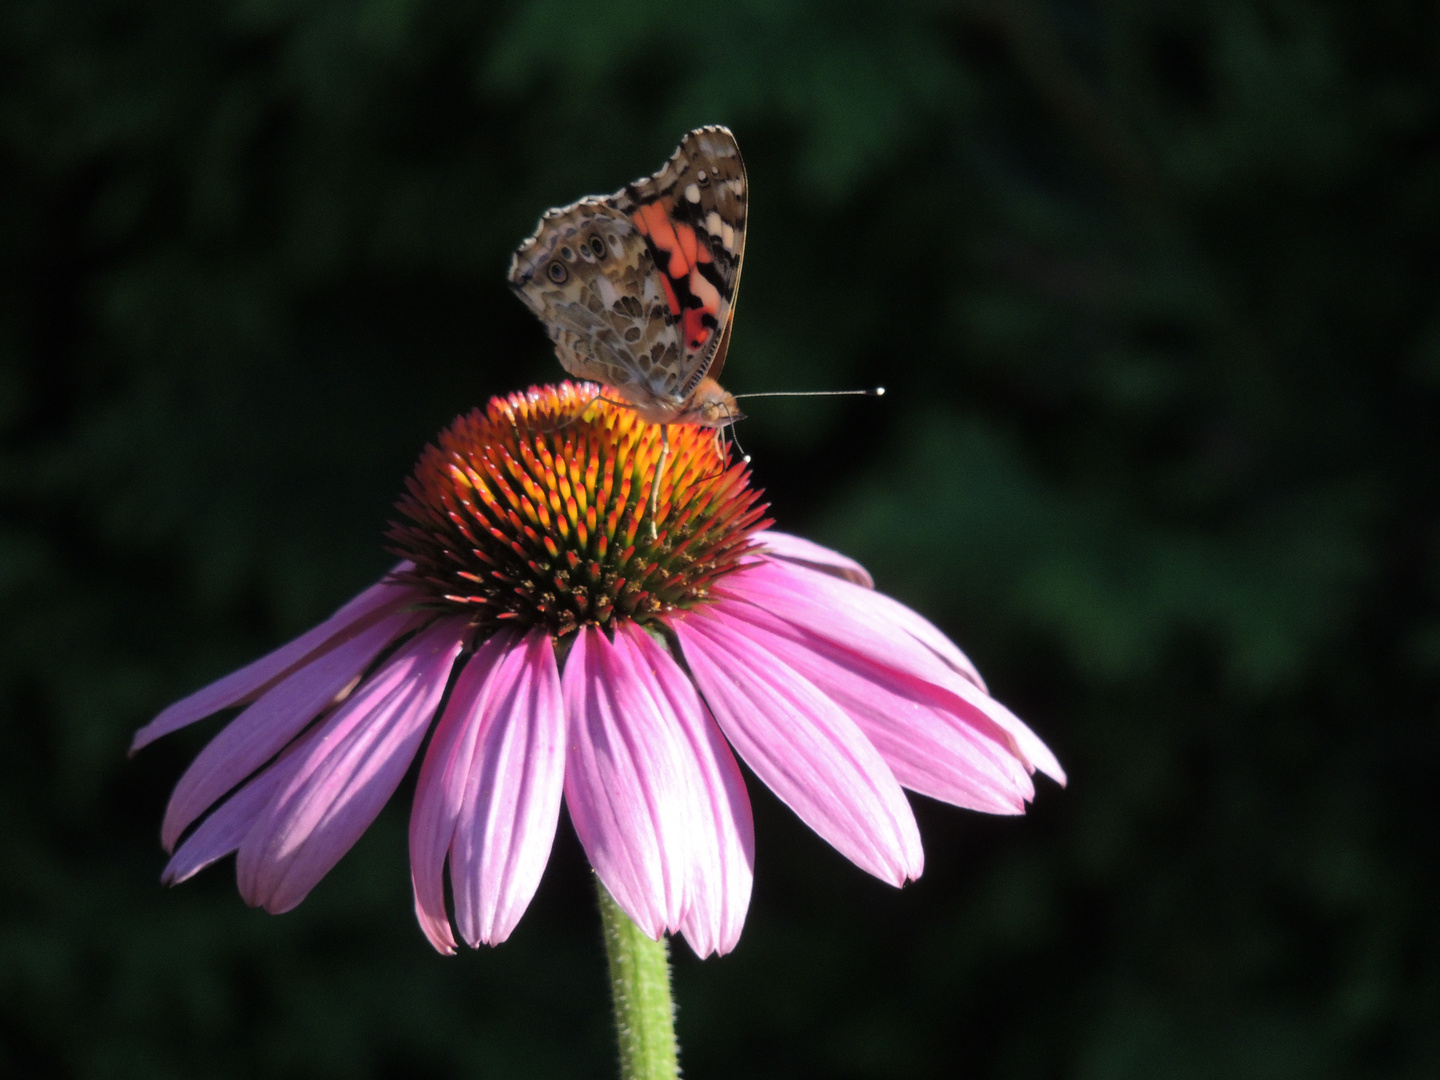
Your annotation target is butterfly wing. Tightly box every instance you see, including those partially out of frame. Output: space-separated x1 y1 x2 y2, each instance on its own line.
508 201 684 399
610 125 748 397
508 126 748 414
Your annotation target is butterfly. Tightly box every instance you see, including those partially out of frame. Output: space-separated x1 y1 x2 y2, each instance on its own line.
507 125 748 431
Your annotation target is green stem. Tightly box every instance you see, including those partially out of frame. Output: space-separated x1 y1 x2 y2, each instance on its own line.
596 877 680 1080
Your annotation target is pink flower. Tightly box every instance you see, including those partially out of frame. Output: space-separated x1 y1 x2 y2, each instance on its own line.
133 383 1063 958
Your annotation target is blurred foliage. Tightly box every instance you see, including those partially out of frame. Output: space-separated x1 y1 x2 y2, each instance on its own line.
2 0 1438 1076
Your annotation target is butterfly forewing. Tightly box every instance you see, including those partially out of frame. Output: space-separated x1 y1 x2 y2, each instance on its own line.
508 126 747 421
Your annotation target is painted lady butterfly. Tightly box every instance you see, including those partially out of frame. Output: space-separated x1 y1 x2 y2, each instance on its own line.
507 126 747 429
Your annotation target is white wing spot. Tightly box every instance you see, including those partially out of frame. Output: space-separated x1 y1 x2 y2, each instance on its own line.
705 211 723 236
689 267 720 316
722 223 735 252
684 183 701 204
729 179 745 196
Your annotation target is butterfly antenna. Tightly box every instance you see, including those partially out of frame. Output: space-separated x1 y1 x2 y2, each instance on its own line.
730 387 885 401
695 390 875 481
728 422 751 465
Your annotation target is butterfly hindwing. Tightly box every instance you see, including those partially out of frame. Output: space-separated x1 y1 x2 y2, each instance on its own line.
507 202 681 394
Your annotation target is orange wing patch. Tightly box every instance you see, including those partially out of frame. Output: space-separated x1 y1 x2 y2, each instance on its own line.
633 200 724 351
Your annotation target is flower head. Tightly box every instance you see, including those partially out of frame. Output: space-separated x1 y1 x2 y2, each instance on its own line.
134 383 1063 957
385 381 767 635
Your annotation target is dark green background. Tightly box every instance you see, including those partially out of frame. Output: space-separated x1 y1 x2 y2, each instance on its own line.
3 1 1437 1077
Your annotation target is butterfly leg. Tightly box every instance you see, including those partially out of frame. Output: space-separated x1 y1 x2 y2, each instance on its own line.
528 392 603 435
646 424 670 541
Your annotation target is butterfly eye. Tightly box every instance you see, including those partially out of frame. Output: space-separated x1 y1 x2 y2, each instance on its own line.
548 261 568 284
589 235 608 259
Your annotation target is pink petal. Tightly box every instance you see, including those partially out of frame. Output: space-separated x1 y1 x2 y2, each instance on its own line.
161 728 319 886
561 626 696 939
161 607 426 851
235 617 467 914
723 559 1065 786
715 599 1034 813
409 632 519 954
131 565 416 753
673 606 924 887
616 623 754 957
410 628 565 952
721 568 1020 759
924 659 1065 787
754 530 875 588
729 556 987 692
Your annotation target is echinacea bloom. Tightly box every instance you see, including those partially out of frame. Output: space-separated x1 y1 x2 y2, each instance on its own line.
134 382 1063 957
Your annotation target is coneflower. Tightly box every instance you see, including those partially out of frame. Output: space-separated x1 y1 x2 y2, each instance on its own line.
133 382 1063 1072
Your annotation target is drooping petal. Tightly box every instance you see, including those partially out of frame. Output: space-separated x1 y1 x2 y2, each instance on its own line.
409 631 520 953
673 606 924 886
714 598 1034 813
754 530 875 588
161 728 319 886
723 558 1065 785
446 630 566 949
721 569 1023 768
131 565 416 753
161 607 427 851
235 617 467 914
921 659 1065 786
729 556 987 693
561 626 696 939
616 623 754 957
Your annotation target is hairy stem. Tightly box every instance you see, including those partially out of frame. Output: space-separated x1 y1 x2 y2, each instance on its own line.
596 878 680 1080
